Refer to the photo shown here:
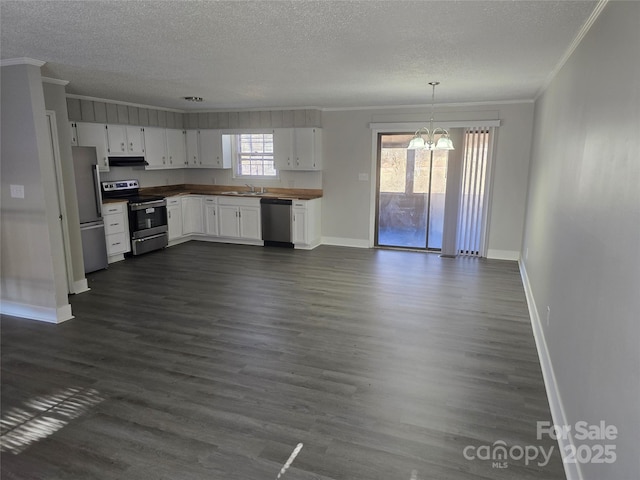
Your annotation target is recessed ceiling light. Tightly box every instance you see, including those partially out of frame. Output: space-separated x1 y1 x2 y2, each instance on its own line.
183 96 204 102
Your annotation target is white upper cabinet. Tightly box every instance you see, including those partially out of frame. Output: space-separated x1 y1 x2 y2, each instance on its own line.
273 128 322 171
144 127 168 169
106 125 145 156
293 128 322 170
186 130 200 167
166 129 187 168
200 130 232 169
273 128 294 170
75 122 110 172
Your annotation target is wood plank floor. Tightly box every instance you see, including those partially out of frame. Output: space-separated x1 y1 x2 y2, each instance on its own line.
1 243 565 479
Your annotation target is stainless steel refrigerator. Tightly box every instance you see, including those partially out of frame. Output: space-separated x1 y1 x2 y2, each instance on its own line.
72 146 108 273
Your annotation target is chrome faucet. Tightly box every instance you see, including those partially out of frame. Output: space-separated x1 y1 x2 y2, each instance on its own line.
245 183 255 192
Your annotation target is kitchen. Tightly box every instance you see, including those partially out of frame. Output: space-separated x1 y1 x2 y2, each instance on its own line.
69 110 325 272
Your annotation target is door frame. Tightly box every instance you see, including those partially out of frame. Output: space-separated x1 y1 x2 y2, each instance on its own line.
368 120 501 249
45 111 75 293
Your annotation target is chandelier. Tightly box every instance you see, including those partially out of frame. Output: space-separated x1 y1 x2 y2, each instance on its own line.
407 82 454 151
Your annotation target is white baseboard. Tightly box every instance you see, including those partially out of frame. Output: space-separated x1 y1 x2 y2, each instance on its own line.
168 236 191 247
487 248 520 261
0 300 74 324
519 259 582 480
294 238 321 250
321 236 370 248
107 253 125 264
71 278 90 294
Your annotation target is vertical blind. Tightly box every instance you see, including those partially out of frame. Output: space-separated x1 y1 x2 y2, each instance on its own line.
457 127 493 256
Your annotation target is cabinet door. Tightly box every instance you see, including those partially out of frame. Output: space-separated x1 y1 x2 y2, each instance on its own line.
239 206 261 240
273 128 294 170
70 122 78 146
166 129 187 167
106 124 127 155
126 126 145 155
205 203 219 236
181 196 204 234
199 130 227 168
144 127 168 169
76 122 109 172
167 204 183 240
292 207 307 245
294 128 322 170
186 130 199 167
218 205 240 237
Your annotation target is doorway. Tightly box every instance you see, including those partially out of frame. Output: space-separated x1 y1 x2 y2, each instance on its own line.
375 133 448 250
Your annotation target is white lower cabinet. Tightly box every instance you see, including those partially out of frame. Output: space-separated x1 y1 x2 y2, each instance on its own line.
204 196 219 236
218 204 240 238
181 195 204 235
102 202 130 261
217 196 262 241
166 196 183 241
292 198 322 249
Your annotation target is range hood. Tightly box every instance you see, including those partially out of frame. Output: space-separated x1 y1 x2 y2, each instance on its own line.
108 156 148 167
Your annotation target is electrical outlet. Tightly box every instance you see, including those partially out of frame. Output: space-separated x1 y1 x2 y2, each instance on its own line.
212 177 216 185
165 178 170 185
546 306 551 326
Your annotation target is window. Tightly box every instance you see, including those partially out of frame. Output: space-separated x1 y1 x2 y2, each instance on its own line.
234 133 276 178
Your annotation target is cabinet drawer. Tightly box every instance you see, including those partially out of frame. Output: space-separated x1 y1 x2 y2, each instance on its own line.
166 197 181 206
104 214 126 235
103 203 125 215
106 231 129 255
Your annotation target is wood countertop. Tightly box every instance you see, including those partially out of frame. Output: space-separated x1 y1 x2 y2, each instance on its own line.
102 198 129 204
139 184 323 200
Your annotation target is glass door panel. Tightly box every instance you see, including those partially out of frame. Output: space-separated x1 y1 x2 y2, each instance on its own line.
376 133 447 250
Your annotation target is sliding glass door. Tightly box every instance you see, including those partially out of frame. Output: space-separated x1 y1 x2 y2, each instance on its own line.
375 133 448 250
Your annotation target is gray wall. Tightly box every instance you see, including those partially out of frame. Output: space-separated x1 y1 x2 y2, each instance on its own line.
522 2 639 479
43 82 86 288
321 102 534 255
1 64 71 320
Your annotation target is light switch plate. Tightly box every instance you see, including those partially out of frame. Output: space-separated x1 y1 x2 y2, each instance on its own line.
10 184 25 199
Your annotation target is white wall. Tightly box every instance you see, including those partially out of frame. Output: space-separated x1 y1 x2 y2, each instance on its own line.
1 63 72 322
521 2 639 479
321 103 534 255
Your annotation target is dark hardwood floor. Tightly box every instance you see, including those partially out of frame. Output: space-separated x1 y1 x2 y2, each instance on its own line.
1 243 565 479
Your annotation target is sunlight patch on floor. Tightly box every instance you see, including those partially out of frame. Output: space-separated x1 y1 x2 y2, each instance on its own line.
1 386 103 454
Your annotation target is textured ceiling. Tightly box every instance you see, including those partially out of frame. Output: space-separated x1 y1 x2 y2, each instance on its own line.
0 0 598 110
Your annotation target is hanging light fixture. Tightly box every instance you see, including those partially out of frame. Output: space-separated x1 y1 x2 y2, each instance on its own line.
407 82 454 151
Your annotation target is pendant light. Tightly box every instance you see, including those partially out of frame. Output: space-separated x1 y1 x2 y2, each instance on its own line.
407 82 454 151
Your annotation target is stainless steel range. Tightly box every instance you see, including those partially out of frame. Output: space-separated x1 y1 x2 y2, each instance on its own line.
101 180 168 256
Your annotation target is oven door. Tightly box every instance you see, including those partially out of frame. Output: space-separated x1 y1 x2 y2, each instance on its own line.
129 200 168 239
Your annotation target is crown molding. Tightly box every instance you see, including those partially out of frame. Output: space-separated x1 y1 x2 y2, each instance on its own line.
65 93 185 113
42 76 69 86
186 106 322 113
536 0 609 100
322 98 534 112
0 57 46 67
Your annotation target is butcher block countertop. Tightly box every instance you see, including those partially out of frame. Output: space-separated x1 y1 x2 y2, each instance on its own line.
102 198 129 205
139 184 323 200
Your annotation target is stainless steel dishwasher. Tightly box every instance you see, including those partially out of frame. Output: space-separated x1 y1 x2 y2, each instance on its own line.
260 198 293 248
